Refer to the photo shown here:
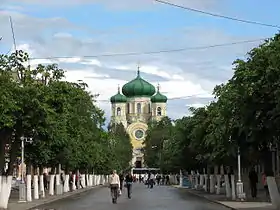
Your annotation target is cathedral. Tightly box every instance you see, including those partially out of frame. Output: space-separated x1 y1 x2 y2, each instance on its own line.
110 68 168 169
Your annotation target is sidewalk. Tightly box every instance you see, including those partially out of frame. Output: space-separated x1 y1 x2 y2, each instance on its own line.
8 186 103 210
173 185 274 210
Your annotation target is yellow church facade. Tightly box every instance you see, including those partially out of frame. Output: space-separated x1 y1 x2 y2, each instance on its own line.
110 68 167 168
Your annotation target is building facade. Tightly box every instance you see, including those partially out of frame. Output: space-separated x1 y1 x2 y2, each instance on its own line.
110 69 167 168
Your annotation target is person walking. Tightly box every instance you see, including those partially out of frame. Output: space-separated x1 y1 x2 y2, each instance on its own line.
149 173 155 188
109 170 120 204
125 173 133 199
249 167 258 198
119 172 124 191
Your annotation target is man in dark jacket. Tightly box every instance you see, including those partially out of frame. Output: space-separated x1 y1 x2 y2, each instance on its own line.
249 167 258 198
125 173 133 198
119 172 124 191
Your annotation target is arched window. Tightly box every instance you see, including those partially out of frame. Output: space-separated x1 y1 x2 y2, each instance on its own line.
127 103 130 114
148 104 151 113
117 107 121 116
157 107 162 116
137 103 141 114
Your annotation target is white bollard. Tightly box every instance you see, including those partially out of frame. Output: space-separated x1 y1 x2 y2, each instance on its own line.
26 174 32 202
72 175 76 191
267 176 280 209
39 174 45 198
0 176 13 209
224 175 231 198
199 175 204 189
210 175 215 193
231 175 236 200
33 175 39 199
216 175 221 195
64 174 70 192
204 174 208 192
49 174 55 195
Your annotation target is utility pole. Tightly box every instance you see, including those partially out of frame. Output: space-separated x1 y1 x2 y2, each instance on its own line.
9 16 17 51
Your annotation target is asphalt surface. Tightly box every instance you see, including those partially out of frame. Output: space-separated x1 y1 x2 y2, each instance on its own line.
31 184 231 210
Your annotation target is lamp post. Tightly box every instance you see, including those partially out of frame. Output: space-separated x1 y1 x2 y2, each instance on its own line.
236 147 246 200
20 136 33 183
18 135 33 203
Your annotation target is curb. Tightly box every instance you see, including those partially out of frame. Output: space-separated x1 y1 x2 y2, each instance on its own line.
9 185 104 210
172 186 236 210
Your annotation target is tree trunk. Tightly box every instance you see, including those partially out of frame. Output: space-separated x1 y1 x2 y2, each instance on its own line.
6 139 20 176
26 164 32 202
39 166 45 198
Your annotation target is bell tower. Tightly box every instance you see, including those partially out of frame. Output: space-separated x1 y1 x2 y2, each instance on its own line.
110 85 127 128
151 84 167 121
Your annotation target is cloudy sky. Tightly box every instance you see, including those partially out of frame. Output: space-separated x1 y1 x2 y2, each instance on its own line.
0 0 279 125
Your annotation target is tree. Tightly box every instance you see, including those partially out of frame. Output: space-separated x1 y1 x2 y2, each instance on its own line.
144 33 280 178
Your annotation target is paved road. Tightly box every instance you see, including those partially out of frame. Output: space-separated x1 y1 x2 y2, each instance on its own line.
32 184 230 210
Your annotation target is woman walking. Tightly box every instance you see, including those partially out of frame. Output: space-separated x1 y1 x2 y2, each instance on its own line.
125 173 133 199
109 170 120 204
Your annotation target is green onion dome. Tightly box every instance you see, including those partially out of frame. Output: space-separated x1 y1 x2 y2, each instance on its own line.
110 86 127 103
122 70 156 97
151 85 167 103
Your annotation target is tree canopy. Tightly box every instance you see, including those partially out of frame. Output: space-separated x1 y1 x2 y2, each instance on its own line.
144 33 280 174
0 50 132 175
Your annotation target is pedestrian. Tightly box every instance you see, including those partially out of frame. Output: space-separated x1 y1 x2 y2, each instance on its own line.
262 172 270 201
147 172 151 188
161 174 165 185
69 172 74 191
249 167 258 198
125 172 133 199
165 175 170 185
60 173 64 185
156 174 161 185
43 173 48 190
119 172 124 191
109 170 120 204
149 173 155 188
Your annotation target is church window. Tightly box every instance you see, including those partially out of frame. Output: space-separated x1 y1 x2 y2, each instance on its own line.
148 104 151 113
157 107 162 116
117 107 121 116
137 103 141 114
127 103 130 114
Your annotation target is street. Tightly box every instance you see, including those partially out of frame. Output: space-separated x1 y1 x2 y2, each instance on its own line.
31 184 230 210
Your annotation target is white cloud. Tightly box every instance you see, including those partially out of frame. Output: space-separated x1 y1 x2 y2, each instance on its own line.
64 70 124 101
186 103 207 108
81 59 102 67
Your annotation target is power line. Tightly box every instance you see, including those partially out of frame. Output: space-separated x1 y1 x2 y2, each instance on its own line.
155 0 280 29
97 93 213 103
29 38 266 60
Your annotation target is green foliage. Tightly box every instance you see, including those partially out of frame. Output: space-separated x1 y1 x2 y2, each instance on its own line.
144 33 280 173
0 50 131 175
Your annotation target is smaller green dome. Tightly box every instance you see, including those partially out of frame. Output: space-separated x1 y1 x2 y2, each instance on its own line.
110 86 127 103
151 85 167 103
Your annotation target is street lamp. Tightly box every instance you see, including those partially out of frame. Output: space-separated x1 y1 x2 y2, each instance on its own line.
20 136 33 184
236 147 246 200
18 135 33 203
